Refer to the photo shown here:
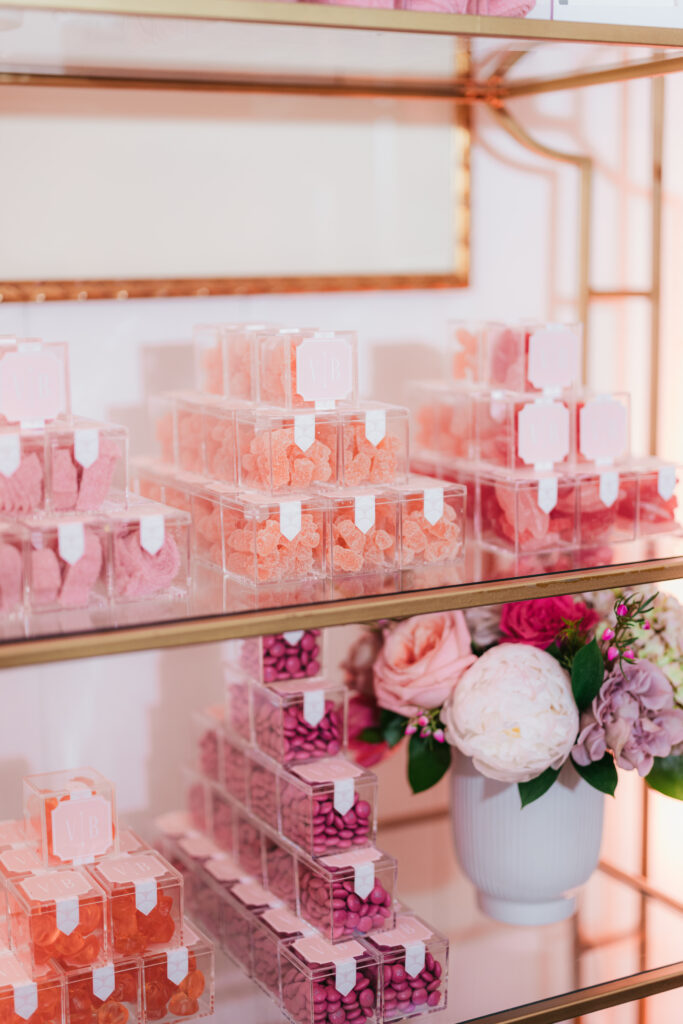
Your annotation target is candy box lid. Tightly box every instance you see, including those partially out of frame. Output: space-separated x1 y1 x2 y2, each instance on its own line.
236 405 340 427
118 828 149 855
314 846 396 896
577 392 630 464
0 338 71 426
223 491 328 514
0 845 43 880
260 677 345 705
46 416 127 443
0 820 28 849
0 951 62 1006
391 474 466 499
153 811 193 840
102 496 191 527
23 768 117 863
88 850 181 897
176 835 224 867
11 866 106 912
361 910 447 954
282 935 377 985
286 757 372 798
230 880 281 913
141 919 213 972
54 951 138 987
201 854 243 889
254 905 315 941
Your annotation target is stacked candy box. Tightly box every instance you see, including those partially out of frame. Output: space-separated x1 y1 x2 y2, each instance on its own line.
411 319 682 552
0 766 215 1024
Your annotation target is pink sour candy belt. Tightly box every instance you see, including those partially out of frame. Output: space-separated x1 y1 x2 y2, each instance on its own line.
481 482 574 552
342 425 402 486
281 792 371 856
254 696 341 764
332 510 396 575
113 530 180 597
205 417 236 483
0 452 43 514
241 425 337 490
402 501 463 566
0 542 23 610
224 510 322 584
282 962 377 1024
264 841 296 904
244 630 322 683
381 954 444 1016
51 437 121 511
31 528 103 608
298 868 392 939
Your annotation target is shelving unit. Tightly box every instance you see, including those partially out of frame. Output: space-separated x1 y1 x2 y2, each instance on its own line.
2 4 683 1022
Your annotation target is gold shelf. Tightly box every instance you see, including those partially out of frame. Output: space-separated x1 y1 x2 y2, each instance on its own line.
3 538 683 668
3 0 683 49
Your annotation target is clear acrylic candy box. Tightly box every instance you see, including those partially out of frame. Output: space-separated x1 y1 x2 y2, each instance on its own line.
296 846 396 942
24 516 109 613
477 469 578 556
258 329 358 410
0 427 46 515
576 392 631 466
194 323 270 401
23 768 118 868
575 468 639 546
104 499 190 603
185 856 242 943
631 457 681 536
237 407 340 493
474 391 575 472
480 322 582 394
245 749 280 832
280 758 377 858
263 833 297 911
227 629 325 685
45 418 128 512
280 936 380 1024
252 678 346 766
140 922 214 1024
130 457 168 504
251 906 314 1000
192 705 226 783
327 489 399 577
410 381 476 463
362 911 448 1020
208 783 234 854
0 952 64 1024
338 403 409 488
234 812 265 885
393 476 466 568
0 522 26 617
0 338 71 425
59 955 141 1024
224 673 252 743
445 320 484 383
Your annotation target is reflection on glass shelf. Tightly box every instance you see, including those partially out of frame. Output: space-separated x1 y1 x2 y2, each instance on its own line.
210 814 683 1024
4 534 683 646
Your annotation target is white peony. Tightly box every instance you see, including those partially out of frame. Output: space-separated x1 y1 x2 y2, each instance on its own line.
441 643 579 784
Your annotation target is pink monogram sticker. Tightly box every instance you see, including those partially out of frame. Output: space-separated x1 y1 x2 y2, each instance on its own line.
21 870 91 903
292 760 363 784
0 347 66 425
0 846 42 874
294 936 364 967
377 916 432 947
321 848 382 869
0 819 26 846
51 794 113 863
579 397 629 463
205 857 241 884
97 852 167 886
517 401 570 467
527 326 581 391
232 881 277 909
295 338 353 404
262 907 307 936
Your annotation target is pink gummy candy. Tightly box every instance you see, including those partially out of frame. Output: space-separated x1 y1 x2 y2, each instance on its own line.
30 548 61 606
0 542 23 610
0 453 43 514
52 438 120 512
59 529 103 608
113 530 181 597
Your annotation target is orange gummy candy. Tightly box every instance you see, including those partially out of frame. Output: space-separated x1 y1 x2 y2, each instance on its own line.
97 1002 129 1024
167 993 199 1017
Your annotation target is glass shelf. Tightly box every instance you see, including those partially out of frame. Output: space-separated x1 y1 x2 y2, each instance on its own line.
3 535 683 668
208 813 683 1024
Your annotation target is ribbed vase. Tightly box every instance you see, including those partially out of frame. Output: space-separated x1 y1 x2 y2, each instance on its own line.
450 750 604 926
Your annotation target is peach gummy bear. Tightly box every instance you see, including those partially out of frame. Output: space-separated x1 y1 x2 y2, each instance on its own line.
176 411 204 474
241 424 337 491
341 424 402 487
204 416 236 484
331 503 397 575
143 949 205 1022
401 500 463 566
65 961 139 1024
223 505 323 584
155 414 175 464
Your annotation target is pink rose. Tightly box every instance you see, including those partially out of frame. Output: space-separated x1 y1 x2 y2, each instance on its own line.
500 596 598 650
374 612 476 717
347 694 393 769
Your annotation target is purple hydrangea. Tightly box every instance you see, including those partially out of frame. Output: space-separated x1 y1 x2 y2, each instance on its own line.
573 659 683 777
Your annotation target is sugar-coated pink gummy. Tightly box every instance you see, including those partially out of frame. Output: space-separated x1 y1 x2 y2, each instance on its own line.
0 453 43 514
52 438 120 512
31 548 61 606
59 530 103 607
113 531 181 597
0 542 23 610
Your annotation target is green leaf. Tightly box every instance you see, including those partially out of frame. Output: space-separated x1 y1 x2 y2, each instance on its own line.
571 639 605 712
571 752 618 796
646 755 683 800
407 734 451 794
358 728 384 745
518 767 560 808
545 642 562 663
380 709 408 748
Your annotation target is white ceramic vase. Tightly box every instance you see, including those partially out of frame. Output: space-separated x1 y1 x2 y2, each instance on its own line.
450 750 605 926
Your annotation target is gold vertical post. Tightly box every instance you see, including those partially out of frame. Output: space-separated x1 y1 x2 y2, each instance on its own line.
649 75 665 457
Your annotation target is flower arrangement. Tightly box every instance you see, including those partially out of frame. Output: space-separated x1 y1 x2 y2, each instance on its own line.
354 591 683 805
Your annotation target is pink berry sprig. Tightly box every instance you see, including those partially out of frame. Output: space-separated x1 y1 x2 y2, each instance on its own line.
599 593 656 674
404 708 445 743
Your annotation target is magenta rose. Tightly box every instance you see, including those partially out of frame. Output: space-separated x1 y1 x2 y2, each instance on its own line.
373 611 476 717
500 596 598 650
347 693 393 769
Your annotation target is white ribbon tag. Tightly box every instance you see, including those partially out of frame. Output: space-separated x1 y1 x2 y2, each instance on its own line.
166 947 189 986
134 877 158 915
56 897 80 936
303 690 325 727
354 495 375 534
333 778 355 816
423 487 444 526
0 433 20 478
280 501 302 542
658 465 676 501
293 414 316 453
599 470 619 508
404 941 426 978
335 959 357 997
354 861 375 900
92 964 115 1002
364 409 386 447
13 982 38 1021
140 515 164 555
537 477 558 514
283 630 304 645
74 429 100 469
58 522 85 565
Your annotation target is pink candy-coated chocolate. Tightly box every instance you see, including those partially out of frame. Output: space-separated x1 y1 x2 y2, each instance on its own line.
298 865 392 940
248 759 279 831
210 788 234 853
341 424 403 487
112 529 180 598
376 951 445 1019
281 785 372 857
30 528 103 609
0 542 24 611
0 452 43 514
264 838 296 907
242 631 322 683
331 504 397 576
253 689 341 765
235 817 263 881
281 959 378 1024
51 437 121 511
198 726 222 782
222 738 248 805
186 780 208 833
223 898 253 972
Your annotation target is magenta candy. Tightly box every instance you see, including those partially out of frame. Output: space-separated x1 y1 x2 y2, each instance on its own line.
427 992 441 1008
